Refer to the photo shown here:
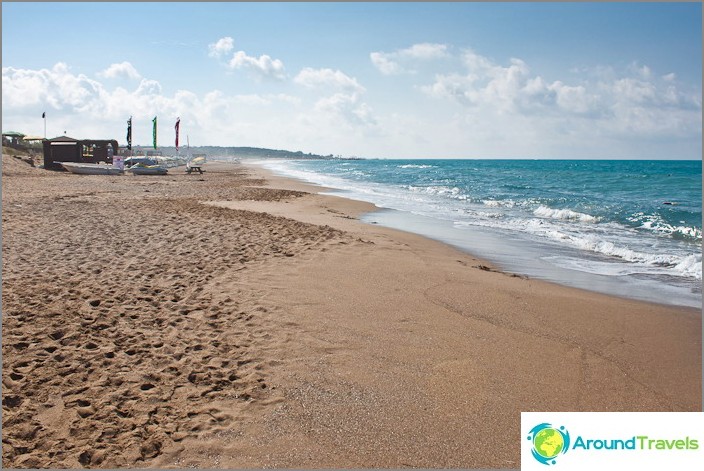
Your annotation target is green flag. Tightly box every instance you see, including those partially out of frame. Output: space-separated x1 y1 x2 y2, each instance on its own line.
152 116 157 149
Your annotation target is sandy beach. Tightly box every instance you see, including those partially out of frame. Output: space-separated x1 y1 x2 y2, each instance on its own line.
2 153 701 468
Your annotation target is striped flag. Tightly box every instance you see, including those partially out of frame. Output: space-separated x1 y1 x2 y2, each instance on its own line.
126 117 132 150
152 116 157 149
175 117 180 152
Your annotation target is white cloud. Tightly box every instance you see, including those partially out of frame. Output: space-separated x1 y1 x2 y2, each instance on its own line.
1 62 302 146
628 62 652 80
414 48 702 158
549 82 595 114
294 68 365 93
370 52 401 76
2 63 103 110
423 54 539 113
371 42 449 75
1 53 700 159
292 67 376 132
461 49 495 74
313 93 377 128
423 48 700 124
134 78 162 96
208 37 234 58
98 61 141 80
227 51 286 81
402 43 449 60
207 37 286 81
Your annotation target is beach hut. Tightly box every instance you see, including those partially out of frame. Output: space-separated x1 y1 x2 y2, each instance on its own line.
43 136 119 170
2 131 27 149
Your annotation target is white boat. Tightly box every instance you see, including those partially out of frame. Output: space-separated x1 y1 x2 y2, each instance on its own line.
60 162 124 175
125 156 158 167
188 155 206 167
128 165 168 175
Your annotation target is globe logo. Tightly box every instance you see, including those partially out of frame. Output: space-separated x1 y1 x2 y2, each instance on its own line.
527 423 571 465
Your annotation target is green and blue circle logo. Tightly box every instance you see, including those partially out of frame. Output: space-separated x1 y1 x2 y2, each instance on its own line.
527 423 571 465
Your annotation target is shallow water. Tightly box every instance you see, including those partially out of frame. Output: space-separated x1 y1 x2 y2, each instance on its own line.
257 158 702 308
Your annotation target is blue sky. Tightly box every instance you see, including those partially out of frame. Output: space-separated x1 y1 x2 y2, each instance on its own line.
2 2 702 159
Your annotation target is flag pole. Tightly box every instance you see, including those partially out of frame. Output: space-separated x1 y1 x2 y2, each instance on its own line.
43 111 46 138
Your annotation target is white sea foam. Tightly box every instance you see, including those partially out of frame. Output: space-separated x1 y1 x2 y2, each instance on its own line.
474 211 504 219
398 164 436 169
408 185 468 200
482 199 515 208
457 215 702 281
628 212 702 241
674 254 703 280
547 232 702 280
533 205 600 223
256 159 702 286
641 220 702 240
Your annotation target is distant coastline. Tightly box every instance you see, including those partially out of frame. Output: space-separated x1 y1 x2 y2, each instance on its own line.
129 145 351 160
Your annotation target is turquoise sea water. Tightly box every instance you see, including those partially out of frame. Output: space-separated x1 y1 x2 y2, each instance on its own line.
257 159 702 307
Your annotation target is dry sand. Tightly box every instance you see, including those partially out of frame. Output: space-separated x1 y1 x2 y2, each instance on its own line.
2 154 701 468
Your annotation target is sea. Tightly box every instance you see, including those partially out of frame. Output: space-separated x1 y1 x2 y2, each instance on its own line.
255 158 702 308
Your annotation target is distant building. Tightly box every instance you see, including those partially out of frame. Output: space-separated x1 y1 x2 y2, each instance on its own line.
43 136 119 171
2 131 27 150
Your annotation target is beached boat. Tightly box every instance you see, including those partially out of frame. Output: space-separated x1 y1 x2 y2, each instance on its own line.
188 156 206 167
60 162 124 175
125 156 158 167
128 165 168 175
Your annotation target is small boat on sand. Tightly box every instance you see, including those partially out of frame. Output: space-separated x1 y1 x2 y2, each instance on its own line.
128 165 168 175
60 162 124 175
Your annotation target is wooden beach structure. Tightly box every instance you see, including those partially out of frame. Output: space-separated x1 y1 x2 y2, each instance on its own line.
43 136 119 171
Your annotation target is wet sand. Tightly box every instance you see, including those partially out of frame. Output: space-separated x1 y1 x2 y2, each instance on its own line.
2 154 701 468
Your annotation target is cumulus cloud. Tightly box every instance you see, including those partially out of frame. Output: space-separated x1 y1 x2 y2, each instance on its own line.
292 67 376 131
207 37 287 81
2 63 103 110
370 52 400 75
2 50 700 159
134 78 162 96
294 68 365 93
208 36 234 58
371 42 449 75
423 54 544 113
313 93 377 128
98 61 141 80
1 62 302 145
227 51 286 81
422 48 701 132
412 48 701 158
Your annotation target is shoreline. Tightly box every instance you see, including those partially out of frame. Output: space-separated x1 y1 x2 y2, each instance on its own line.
248 158 702 309
242 159 701 309
2 157 701 468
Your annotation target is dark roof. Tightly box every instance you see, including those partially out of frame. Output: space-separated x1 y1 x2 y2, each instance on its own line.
46 136 80 142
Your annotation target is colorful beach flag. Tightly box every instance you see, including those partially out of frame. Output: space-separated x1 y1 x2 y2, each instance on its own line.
152 116 157 149
175 117 180 152
126 117 132 150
